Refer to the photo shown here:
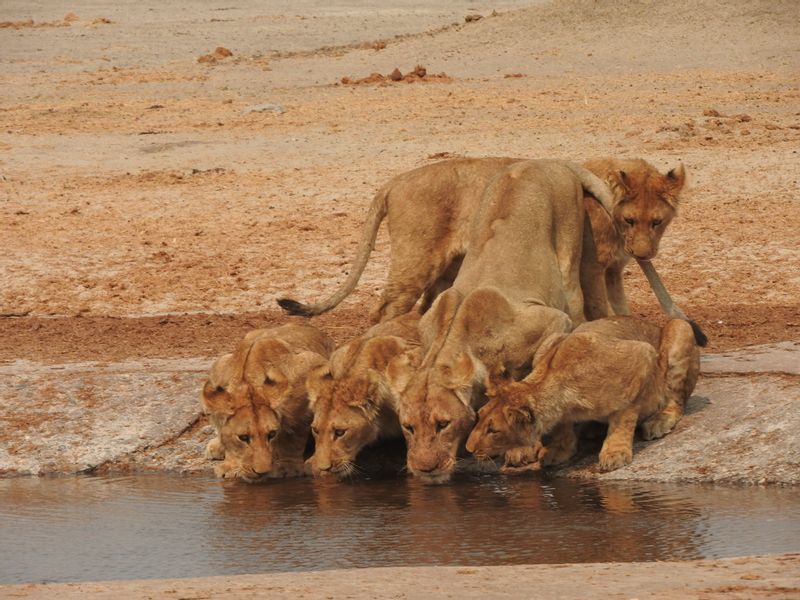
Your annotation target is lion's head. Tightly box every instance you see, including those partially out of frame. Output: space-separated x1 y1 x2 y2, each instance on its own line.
305 335 412 478
586 158 686 261
390 350 487 484
305 369 386 478
465 385 536 461
201 326 332 481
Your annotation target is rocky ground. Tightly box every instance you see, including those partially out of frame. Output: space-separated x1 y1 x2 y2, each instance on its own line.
1 0 798 593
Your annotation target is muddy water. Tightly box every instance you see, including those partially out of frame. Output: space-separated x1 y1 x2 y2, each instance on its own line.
1 474 798 584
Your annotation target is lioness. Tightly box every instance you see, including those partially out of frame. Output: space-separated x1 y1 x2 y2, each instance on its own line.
465 316 699 472
305 312 420 478
278 157 696 338
388 159 614 484
201 323 335 482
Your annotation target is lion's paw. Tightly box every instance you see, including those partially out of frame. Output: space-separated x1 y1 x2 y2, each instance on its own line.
205 437 225 460
504 445 540 468
598 447 633 472
539 442 575 467
640 412 679 441
271 461 306 479
214 462 236 478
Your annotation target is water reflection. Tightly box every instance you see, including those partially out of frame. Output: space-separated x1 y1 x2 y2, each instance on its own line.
1 474 798 584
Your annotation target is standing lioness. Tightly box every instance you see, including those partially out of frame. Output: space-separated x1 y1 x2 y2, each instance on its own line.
389 160 616 484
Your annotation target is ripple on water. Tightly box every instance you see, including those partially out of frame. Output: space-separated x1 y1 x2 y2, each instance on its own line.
0 473 799 584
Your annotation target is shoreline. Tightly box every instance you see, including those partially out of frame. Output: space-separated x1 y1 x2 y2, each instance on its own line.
3 555 798 599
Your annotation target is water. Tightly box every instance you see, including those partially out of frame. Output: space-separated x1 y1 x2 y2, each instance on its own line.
1 474 798 584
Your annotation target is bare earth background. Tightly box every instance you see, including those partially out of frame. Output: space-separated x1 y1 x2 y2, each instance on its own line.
1 0 799 596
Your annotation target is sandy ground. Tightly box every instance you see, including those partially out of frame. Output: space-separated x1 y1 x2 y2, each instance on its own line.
1 0 799 363
3 555 799 599
1 0 799 593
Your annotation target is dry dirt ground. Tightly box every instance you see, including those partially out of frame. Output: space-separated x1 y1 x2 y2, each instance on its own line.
1 0 799 365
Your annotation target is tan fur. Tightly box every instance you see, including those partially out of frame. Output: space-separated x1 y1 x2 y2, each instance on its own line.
278 156 687 325
278 157 520 322
466 316 699 472
388 159 612 484
200 324 334 482
305 312 421 479
581 158 686 318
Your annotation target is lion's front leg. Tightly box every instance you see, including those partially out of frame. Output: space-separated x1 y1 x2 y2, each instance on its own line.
599 406 638 471
204 436 225 460
271 431 310 478
539 422 577 466
605 266 630 316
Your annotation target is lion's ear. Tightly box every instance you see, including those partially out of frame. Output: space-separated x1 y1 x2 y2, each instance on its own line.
666 163 686 195
616 170 632 194
385 348 421 396
450 352 488 406
305 363 332 411
505 403 535 425
201 379 235 416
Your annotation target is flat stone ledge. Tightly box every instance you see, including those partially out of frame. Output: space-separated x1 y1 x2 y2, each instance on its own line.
701 341 800 375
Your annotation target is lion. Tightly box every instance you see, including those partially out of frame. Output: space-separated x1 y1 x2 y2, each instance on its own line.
305 312 420 478
465 316 700 473
200 323 335 482
387 159 615 484
579 159 693 328
277 157 702 345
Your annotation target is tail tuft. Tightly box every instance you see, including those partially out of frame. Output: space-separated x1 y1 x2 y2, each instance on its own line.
277 298 315 317
689 320 708 347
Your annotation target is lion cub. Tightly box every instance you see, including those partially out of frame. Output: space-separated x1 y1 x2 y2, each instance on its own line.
201 323 334 482
466 317 699 472
305 312 420 479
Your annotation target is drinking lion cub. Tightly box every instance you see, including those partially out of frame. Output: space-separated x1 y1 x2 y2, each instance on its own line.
305 312 420 478
201 323 334 481
466 316 699 472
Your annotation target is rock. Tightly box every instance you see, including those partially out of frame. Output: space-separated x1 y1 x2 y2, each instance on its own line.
242 103 285 115
389 68 403 81
465 14 483 23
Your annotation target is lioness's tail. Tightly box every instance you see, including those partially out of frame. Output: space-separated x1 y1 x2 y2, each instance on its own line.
277 186 390 317
564 162 617 217
637 259 708 347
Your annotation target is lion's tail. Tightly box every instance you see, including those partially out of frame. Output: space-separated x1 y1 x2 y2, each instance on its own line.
637 259 708 347
276 185 390 317
564 162 618 217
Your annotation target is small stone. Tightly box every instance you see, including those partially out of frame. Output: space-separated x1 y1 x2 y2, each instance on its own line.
389 68 403 81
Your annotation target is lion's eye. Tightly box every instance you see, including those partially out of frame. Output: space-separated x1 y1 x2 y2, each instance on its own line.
435 420 450 432
238 434 251 444
333 428 347 439
651 218 663 228
214 385 225 394
624 217 635 226
402 424 414 435
487 425 498 435
264 375 274 385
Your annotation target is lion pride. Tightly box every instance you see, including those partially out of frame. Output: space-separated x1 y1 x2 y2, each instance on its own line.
466 316 700 472
201 323 334 481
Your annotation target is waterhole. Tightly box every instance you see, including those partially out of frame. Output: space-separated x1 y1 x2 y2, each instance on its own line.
1 474 798 584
